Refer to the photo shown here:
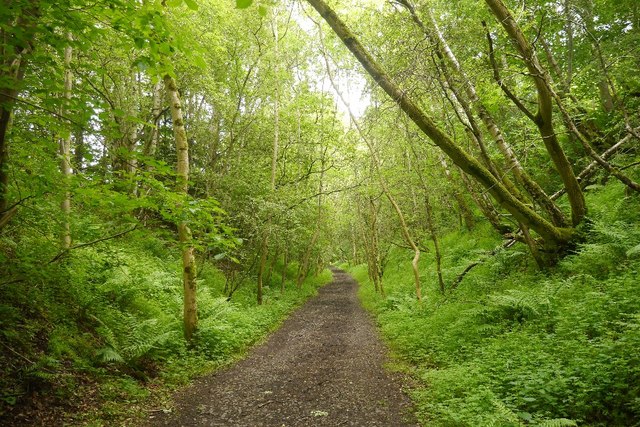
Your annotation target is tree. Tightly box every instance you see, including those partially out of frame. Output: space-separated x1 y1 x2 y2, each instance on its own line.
305 0 575 263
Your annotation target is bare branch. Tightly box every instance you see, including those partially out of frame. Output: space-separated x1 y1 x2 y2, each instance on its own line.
482 21 536 122
48 225 139 264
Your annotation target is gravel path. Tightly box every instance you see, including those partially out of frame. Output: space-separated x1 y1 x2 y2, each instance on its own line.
148 268 417 426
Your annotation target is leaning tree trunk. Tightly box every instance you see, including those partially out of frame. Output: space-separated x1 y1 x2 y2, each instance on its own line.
398 0 567 228
164 74 197 342
306 0 574 257
426 6 567 227
485 0 586 226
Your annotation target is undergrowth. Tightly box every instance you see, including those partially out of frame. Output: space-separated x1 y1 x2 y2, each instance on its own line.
0 221 331 425
352 182 640 426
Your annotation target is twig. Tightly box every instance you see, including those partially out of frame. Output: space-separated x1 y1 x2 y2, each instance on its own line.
551 131 636 200
450 238 516 289
47 225 139 264
257 400 273 408
284 182 364 211
482 21 536 122
0 195 36 230
7 93 87 129
0 341 37 367
621 161 640 171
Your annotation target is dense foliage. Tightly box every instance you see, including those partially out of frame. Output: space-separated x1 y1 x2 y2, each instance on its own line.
0 0 638 424
352 183 640 426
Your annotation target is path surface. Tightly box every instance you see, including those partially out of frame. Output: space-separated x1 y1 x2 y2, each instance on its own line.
149 268 417 427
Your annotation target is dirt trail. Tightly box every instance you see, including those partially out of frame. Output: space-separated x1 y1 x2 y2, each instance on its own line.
149 268 417 426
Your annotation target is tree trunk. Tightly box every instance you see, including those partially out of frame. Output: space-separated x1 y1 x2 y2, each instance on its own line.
164 74 197 342
306 0 574 253
459 168 512 235
59 36 73 249
485 0 586 226
256 236 267 304
0 4 37 219
564 0 574 88
368 195 383 295
357 195 378 291
425 192 445 294
267 248 278 284
74 129 86 173
258 14 282 303
408 147 446 294
144 80 163 159
280 247 289 294
437 155 475 231
579 4 616 113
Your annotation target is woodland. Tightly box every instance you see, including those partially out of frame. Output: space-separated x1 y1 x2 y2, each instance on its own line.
0 0 639 425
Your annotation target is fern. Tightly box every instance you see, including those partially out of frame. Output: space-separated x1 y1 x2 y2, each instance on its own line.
490 398 522 426
537 418 577 427
93 314 176 366
121 320 175 361
96 346 124 363
91 314 119 348
487 290 551 322
626 243 640 258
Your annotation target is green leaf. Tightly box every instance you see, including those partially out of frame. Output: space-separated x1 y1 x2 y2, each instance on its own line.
184 0 199 10
258 5 267 16
133 37 145 49
193 54 207 70
626 243 640 258
236 0 253 9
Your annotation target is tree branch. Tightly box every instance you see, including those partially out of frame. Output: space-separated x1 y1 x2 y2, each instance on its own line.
47 225 139 264
482 21 536 122
451 238 517 289
550 130 637 200
285 182 364 211
0 195 35 230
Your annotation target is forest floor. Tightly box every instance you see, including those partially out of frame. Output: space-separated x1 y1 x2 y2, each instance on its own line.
147 268 417 427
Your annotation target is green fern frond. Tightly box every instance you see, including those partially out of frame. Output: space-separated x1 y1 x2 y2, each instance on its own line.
90 314 119 348
537 418 577 427
487 289 551 321
491 398 522 425
626 243 640 258
96 346 125 364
